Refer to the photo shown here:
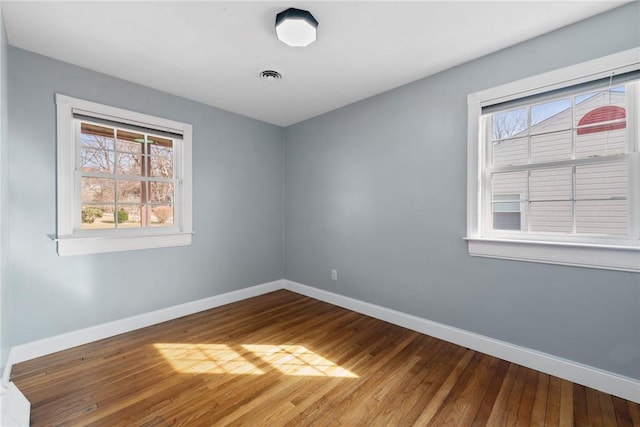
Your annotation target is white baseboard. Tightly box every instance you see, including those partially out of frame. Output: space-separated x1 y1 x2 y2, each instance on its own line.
2 279 284 386
3 278 638 405
283 280 640 404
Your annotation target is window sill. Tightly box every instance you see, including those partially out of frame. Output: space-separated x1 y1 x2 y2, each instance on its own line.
464 237 640 272
56 232 193 256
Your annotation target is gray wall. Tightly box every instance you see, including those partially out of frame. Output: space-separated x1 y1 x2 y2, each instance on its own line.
5 47 284 349
284 2 640 379
1 7 10 370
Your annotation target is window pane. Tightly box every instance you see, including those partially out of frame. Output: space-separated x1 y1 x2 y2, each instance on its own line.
116 129 144 153
530 167 572 201
576 162 628 200
575 87 627 159
575 128 627 159
493 137 528 167
115 205 141 228
493 210 522 231
80 147 114 174
492 171 528 198
116 152 142 176
492 108 527 140
575 86 626 126
151 205 174 227
576 200 628 235
531 98 571 134
530 131 572 164
80 123 114 150
81 177 114 203
150 157 173 178
149 137 173 157
530 201 573 233
149 182 174 204
80 205 115 230
117 180 142 204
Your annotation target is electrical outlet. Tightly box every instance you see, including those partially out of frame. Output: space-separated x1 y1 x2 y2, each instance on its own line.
331 269 338 281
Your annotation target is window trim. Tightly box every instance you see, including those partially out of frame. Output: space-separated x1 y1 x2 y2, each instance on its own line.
466 48 640 272
56 94 193 256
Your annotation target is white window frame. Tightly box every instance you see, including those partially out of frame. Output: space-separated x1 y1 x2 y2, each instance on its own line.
466 48 640 272
56 94 193 256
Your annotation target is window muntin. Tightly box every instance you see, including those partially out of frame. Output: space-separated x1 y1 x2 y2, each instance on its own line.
483 82 637 241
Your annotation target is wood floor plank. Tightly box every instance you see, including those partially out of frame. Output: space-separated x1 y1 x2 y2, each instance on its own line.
504 365 529 425
545 376 562 426
530 373 550 426
573 381 589 427
600 393 619 427
515 367 539 425
586 386 605 427
628 398 640 426
485 362 520 425
10 290 639 426
612 396 634 427
454 356 498 425
558 379 575 427
470 358 510 426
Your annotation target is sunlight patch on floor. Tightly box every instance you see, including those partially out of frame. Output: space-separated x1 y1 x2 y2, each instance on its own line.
153 343 265 375
242 344 358 378
154 343 357 378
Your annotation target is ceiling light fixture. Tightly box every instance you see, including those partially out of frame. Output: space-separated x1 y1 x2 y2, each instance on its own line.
275 8 318 47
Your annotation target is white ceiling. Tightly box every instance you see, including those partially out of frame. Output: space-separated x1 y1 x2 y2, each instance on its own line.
2 1 630 126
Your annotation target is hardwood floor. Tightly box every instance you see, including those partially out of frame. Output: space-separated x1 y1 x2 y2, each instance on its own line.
11 290 640 426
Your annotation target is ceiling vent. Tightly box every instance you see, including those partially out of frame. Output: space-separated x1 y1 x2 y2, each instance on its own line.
260 70 282 81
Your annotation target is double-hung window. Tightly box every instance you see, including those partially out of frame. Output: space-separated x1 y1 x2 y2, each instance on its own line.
466 49 640 272
56 95 193 255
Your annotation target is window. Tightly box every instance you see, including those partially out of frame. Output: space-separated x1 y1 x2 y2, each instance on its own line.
466 49 640 272
56 95 192 255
